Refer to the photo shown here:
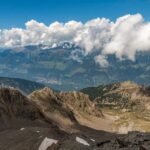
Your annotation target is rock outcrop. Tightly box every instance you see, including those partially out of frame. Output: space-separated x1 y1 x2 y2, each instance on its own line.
81 81 150 111
0 87 42 129
81 81 150 133
29 87 77 130
59 91 103 117
29 88 103 130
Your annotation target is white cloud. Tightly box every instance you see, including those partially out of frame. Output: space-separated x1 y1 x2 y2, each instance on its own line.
1 13 150 66
95 55 109 67
102 14 150 61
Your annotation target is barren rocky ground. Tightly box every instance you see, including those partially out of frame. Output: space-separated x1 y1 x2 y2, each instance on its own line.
0 87 149 150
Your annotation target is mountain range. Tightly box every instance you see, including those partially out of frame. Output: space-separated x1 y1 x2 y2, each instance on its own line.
0 77 149 133
0 43 149 149
81 81 150 133
0 86 149 150
1 43 150 91
0 77 45 94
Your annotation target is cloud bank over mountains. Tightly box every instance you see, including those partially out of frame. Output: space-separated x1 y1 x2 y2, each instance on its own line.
1 13 150 66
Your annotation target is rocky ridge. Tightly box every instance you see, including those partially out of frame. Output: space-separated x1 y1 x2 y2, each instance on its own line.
0 86 149 149
81 81 150 133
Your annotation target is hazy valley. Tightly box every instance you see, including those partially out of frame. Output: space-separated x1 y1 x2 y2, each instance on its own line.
1 44 150 91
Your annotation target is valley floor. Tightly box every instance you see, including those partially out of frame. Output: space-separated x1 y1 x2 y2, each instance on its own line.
102 108 150 133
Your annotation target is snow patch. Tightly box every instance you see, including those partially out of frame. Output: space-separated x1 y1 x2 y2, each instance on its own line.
38 137 58 150
90 139 95 142
76 137 90 146
20 128 25 131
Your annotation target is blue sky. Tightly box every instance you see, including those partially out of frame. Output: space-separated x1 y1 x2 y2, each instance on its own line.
0 0 149 28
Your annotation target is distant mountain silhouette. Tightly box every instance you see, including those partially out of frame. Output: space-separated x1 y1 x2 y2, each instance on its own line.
1 44 150 91
0 77 45 94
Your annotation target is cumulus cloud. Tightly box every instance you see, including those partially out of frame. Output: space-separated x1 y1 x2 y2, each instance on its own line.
1 13 150 66
102 14 150 61
95 55 109 67
69 49 85 63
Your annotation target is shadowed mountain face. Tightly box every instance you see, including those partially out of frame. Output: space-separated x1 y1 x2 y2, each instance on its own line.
0 77 45 94
1 45 150 91
0 87 49 130
0 87 149 150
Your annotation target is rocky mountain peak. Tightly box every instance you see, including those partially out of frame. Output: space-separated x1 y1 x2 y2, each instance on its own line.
59 91 103 117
